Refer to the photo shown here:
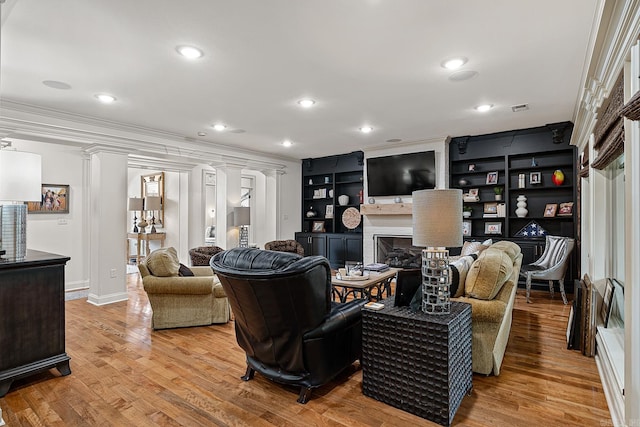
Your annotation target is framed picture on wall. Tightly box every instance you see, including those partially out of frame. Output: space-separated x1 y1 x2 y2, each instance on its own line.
26 184 69 214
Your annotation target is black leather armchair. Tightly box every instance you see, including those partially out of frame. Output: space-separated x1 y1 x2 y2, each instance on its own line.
211 247 367 403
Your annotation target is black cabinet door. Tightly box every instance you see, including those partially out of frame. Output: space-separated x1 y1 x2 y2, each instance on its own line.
345 235 363 264
295 233 327 257
327 234 363 269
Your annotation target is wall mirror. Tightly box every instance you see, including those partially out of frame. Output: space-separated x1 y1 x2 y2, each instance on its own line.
141 171 164 228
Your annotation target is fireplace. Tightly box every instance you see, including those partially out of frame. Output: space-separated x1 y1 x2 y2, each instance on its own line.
375 235 423 268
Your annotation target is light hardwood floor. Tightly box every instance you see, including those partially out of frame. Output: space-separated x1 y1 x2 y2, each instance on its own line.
0 274 610 426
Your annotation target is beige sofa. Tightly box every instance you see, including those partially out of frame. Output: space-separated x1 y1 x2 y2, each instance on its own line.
138 247 230 330
452 240 522 375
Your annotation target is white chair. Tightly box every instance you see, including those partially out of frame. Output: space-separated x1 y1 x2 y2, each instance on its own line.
520 235 575 304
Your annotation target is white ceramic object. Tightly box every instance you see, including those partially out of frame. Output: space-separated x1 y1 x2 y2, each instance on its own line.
463 211 471 218
516 195 528 218
338 195 349 206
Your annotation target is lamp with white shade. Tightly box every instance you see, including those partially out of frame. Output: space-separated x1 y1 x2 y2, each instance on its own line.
0 149 43 261
233 206 250 248
412 189 463 314
144 196 162 233
128 197 143 233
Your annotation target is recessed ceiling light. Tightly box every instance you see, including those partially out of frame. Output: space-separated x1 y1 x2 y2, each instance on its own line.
42 80 71 90
386 138 402 143
197 131 207 137
297 99 315 108
95 94 116 103
176 45 204 59
360 126 373 133
282 140 293 147
213 124 227 131
475 104 494 112
441 57 467 70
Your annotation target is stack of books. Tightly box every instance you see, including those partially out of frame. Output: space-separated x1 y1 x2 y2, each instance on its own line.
364 263 390 272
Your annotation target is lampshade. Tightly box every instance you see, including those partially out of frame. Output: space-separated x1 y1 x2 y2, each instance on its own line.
412 189 463 248
0 150 42 201
128 197 143 211
233 206 250 226
145 196 161 211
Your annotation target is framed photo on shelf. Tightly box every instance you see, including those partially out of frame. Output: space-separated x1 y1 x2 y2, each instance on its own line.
462 220 472 236
600 278 615 327
468 188 479 197
26 184 70 214
558 202 574 216
486 171 498 185
544 203 558 217
530 172 541 185
483 202 498 214
484 222 502 235
311 221 325 233
325 205 334 219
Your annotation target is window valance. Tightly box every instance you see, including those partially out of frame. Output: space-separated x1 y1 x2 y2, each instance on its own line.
592 73 624 170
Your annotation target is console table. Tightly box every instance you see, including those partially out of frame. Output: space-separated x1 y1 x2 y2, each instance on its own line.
362 298 472 427
0 250 71 397
126 232 166 264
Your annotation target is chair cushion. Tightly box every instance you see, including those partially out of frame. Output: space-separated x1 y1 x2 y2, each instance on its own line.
146 247 180 277
465 248 513 300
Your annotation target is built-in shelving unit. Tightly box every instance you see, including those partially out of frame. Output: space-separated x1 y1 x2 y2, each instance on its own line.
297 151 364 268
450 122 578 286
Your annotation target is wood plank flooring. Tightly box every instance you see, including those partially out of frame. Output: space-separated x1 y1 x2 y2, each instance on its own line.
0 273 610 426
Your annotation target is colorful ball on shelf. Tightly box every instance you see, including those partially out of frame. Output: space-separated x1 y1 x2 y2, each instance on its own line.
552 169 565 186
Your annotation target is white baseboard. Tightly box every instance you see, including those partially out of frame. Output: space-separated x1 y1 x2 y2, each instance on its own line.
87 292 128 306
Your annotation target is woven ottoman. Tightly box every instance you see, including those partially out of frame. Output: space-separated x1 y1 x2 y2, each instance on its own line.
362 298 472 427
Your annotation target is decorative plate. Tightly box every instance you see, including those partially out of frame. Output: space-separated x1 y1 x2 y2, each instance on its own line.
342 207 361 229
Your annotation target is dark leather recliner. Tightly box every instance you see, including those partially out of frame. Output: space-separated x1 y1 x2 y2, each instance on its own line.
211 247 367 403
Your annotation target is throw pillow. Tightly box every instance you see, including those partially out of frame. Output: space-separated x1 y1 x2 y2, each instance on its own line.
178 263 194 277
460 241 490 256
465 248 513 300
146 247 180 277
450 255 477 298
489 240 521 261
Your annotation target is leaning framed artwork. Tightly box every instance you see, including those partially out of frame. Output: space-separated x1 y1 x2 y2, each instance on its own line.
26 184 69 214
311 221 325 233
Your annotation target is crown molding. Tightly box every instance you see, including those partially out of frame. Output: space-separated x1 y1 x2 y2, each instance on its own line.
0 99 297 170
571 0 640 148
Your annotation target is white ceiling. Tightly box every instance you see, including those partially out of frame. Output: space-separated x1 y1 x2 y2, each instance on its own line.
0 0 599 160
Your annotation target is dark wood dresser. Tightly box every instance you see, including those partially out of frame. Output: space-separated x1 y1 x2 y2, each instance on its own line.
0 250 71 397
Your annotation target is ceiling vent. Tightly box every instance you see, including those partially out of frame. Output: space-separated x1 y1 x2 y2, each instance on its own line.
511 103 529 112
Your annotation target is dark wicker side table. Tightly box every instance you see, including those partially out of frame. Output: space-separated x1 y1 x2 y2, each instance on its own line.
362 298 472 427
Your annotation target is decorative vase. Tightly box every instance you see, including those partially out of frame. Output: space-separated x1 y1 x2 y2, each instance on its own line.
306 206 316 218
338 195 349 206
458 178 469 186
552 169 565 186
515 195 528 218
394 197 402 203
328 189 334 198
368 197 375 204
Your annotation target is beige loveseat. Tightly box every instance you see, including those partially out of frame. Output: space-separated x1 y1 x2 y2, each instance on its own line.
138 247 230 330
451 240 522 375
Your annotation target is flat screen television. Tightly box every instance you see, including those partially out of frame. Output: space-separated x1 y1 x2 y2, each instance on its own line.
366 151 436 197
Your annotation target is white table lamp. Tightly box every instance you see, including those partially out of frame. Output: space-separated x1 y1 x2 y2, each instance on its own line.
412 189 463 314
0 149 42 261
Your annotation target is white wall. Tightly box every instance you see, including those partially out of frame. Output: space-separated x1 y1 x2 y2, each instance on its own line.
14 139 88 292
